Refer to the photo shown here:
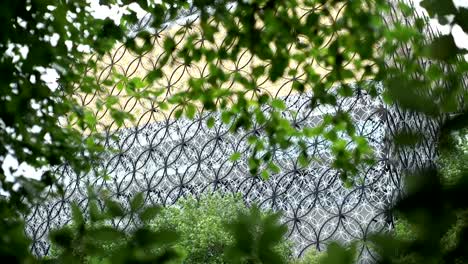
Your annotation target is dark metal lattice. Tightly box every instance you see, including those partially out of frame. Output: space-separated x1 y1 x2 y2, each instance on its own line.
24 1 448 263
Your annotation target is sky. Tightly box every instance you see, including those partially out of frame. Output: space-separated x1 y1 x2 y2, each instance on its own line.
1 0 468 190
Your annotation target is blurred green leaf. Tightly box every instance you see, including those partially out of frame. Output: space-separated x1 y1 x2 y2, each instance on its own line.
139 205 162 223
90 226 125 242
105 199 125 218
130 192 145 212
71 202 84 227
49 226 74 249
426 35 461 61
230 152 242 162
271 99 286 110
89 200 104 222
320 242 356 264
207 116 216 128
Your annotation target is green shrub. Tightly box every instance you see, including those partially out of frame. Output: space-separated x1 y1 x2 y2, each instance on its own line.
394 218 416 242
384 133 468 264
149 192 293 263
393 213 468 264
46 221 126 264
290 247 324 264
47 193 293 264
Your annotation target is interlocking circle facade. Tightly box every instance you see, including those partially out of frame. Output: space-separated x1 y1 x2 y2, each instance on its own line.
25 2 444 263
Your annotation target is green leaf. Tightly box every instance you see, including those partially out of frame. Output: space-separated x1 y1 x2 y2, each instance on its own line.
420 0 457 18
206 116 216 128
133 228 179 247
252 66 266 78
221 111 232 124
393 129 424 147
248 157 260 175
305 12 319 28
89 200 104 222
230 152 241 162
298 153 309 167
174 109 183 119
71 202 84 227
84 111 97 129
139 205 162 223
224 206 288 264
258 94 269 105
320 242 356 264
267 162 280 174
269 54 288 82
389 24 419 42
158 101 169 110
292 81 305 93
105 96 119 108
331 139 348 154
454 7 468 32
105 199 125 217
303 127 320 137
85 137 96 149
49 227 74 249
426 35 461 61
163 37 176 52
90 226 125 242
102 79 114 86
271 99 286 110
110 109 133 126
130 192 145 212
185 104 196 119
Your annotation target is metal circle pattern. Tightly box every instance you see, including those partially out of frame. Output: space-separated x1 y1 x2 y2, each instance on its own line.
24 2 444 263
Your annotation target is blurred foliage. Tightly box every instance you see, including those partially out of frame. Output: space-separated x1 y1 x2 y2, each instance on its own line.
46 192 293 264
291 247 324 264
372 164 468 264
0 0 467 263
439 129 468 186
387 130 468 264
149 193 292 263
367 0 468 262
148 193 244 264
224 205 289 264
45 190 184 264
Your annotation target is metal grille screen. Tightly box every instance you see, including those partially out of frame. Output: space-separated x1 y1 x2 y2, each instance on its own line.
25 2 441 263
